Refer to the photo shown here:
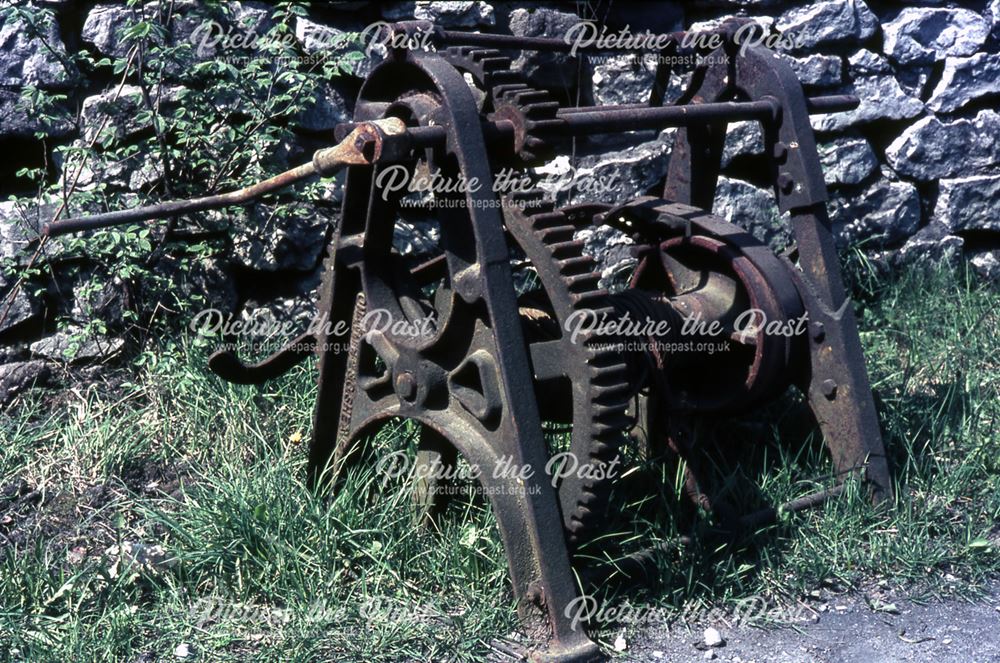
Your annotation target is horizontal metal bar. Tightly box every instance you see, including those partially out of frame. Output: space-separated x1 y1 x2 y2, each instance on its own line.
587 483 847 583
556 95 859 116
805 95 860 113
552 100 776 134
44 93 857 238
42 161 317 237
42 119 408 238
551 95 858 133
436 28 695 54
334 94 858 142
738 484 846 532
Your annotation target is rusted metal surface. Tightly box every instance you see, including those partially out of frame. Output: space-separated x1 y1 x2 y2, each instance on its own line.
45 20 892 661
41 118 408 238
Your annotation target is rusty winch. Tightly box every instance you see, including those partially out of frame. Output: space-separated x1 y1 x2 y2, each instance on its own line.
45 20 892 662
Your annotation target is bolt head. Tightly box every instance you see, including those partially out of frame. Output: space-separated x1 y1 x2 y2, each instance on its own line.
773 142 789 162
778 172 795 194
396 372 417 400
820 379 837 399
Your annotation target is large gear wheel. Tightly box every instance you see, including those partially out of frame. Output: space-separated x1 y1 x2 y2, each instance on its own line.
503 196 633 545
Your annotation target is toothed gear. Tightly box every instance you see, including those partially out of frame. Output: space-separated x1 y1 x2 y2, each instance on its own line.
503 195 633 545
490 86 561 165
441 47 523 109
442 47 560 165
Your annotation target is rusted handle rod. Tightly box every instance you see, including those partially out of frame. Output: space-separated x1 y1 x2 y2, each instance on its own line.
42 118 408 238
42 161 318 237
592 484 847 583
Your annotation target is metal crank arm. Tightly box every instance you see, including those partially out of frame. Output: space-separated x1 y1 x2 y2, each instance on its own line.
41 118 411 237
207 330 317 385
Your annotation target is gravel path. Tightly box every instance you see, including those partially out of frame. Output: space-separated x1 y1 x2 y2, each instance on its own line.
626 587 1000 662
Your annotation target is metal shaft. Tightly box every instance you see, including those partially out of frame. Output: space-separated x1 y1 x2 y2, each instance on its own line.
42 161 318 237
335 94 859 145
42 94 857 238
435 28 693 53
550 95 857 133
42 118 408 238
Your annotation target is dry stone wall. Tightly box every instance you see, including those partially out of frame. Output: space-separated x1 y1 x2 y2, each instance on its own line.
0 0 998 403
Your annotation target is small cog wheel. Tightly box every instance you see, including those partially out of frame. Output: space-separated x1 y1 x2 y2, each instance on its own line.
442 47 561 166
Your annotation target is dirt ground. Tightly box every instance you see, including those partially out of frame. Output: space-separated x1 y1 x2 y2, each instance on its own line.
627 586 1000 663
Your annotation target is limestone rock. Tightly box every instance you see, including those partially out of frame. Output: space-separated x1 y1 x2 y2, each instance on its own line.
393 218 440 257
592 54 655 106
703 627 726 648
231 294 318 348
775 0 878 51
0 360 49 405
546 135 673 207
232 202 329 272
0 288 40 337
895 223 964 268
381 1 495 27
54 141 163 192
295 17 343 54
894 65 935 100
883 8 989 65
71 277 126 331
934 174 1000 232
689 15 774 33
828 177 921 247
0 88 75 138
295 17 382 76
0 199 62 261
80 85 185 143
508 8 581 88
293 82 352 132
0 7 77 88
721 121 764 167
817 136 877 187
294 16 362 60
712 177 791 250
848 48 891 74
82 3 134 58
693 0 784 6
780 53 843 87
30 327 125 362
886 111 1000 181
927 53 1000 114
84 1 275 66
592 54 688 106
970 250 1000 282
811 52 924 132
574 225 635 291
